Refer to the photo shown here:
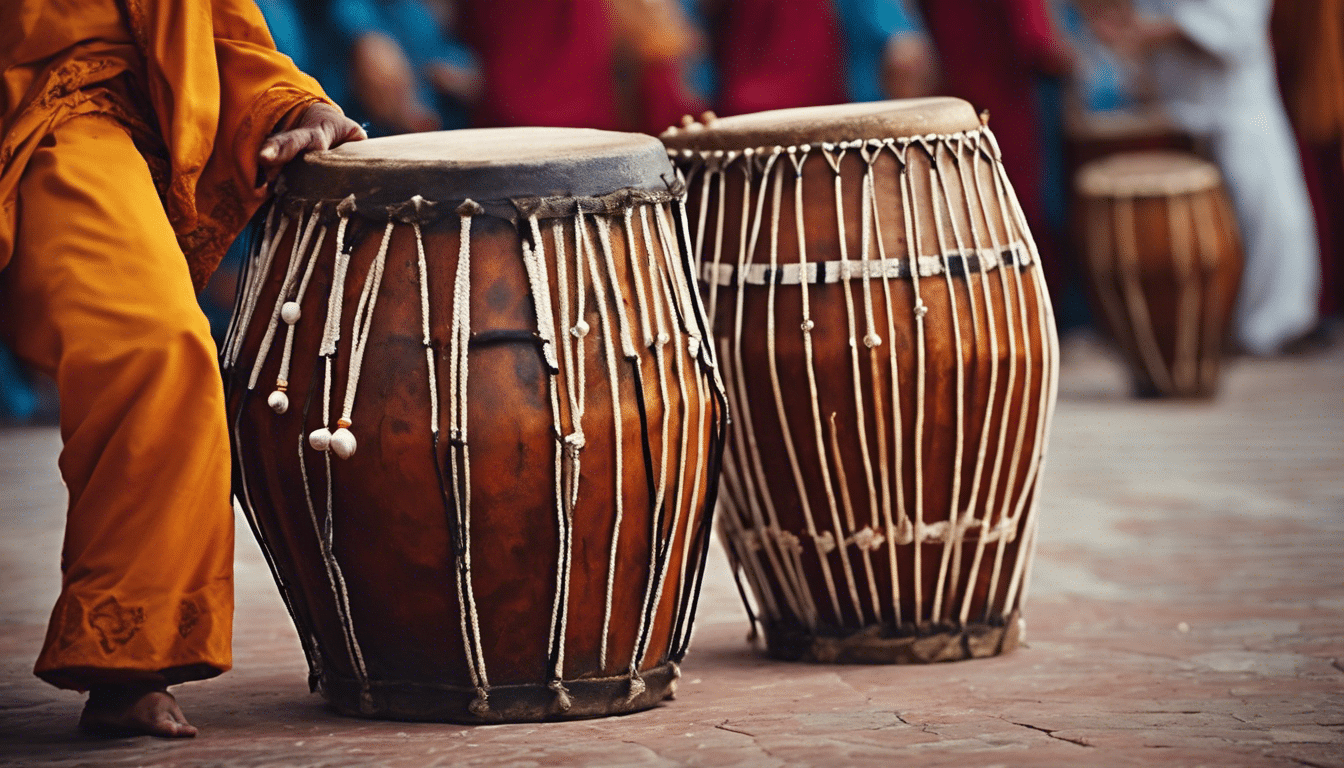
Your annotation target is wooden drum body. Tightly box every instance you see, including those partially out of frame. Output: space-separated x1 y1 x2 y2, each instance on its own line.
1076 152 1243 397
223 128 727 722
663 98 1059 663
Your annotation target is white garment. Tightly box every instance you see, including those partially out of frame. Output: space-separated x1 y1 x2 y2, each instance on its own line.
1137 0 1320 354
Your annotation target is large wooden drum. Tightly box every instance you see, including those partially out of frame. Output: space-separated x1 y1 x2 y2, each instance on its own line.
222 128 727 722
662 98 1059 663
1076 152 1243 397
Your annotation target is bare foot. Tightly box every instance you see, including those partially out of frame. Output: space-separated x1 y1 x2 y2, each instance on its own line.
80 686 198 738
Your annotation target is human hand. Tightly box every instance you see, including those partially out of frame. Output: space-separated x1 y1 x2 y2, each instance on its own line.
350 31 441 134
258 102 366 168
882 33 939 100
425 61 484 105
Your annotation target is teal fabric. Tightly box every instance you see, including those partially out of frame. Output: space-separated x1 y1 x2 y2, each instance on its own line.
833 0 922 103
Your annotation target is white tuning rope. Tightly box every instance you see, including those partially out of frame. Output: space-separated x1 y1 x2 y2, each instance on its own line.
577 211 626 675
596 217 639 362
981 151 1034 620
822 142 883 626
326 219 395 459
249 204 322 392
857 142 896 626
623 208 670 684
676 332 714 654
706 159 732 324
446 207 490 713
651 203 711 643
637 207 674 554
724 150 812 628
693 166 713 280
958 139 1014 626
526 216 561 372
271 221 330 413
533 219 574 705
642 204 691 642
309 212 353 454
413 222 440 435
553 218 586 524
897 143 930 624
622 208 656 348
295 434 373 710
924 142 967 624
993 155 1059 620
763 153 821 628
786 146 847 625
873 140 907 626
656 206 704 349
985 149 1053 620
222 203 277 366
227 210 290 369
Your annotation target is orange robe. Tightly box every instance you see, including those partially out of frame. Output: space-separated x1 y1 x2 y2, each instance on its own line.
0 0 329 690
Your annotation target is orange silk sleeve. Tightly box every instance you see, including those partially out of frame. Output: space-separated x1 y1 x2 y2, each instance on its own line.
211 0 331 203
122 0 334 287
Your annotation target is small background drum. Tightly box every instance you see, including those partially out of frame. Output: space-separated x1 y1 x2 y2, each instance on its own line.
1064 107 1196 177
662 98 1059 663
1075 152 1243 397
222 128 727 722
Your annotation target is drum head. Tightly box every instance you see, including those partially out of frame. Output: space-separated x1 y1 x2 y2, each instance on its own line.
283 127 677 208
1076 151 1222 198
660 97 982 151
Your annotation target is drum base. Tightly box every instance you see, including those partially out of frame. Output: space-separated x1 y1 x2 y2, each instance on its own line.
763 611 1022 664
318 662 681 723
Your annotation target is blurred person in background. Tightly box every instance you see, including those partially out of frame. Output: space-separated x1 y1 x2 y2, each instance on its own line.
915 0 1074 290
607 0 709 134
198 0 481 351
836 0 938 102
1087 0 1322 354
708 0 848 115
1272 0 1344 336
458 0 625 130
301 0 482 135
701 0 937 118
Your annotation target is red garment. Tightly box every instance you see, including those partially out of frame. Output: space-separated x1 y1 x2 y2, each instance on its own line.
917 0 1067 277
458 0 621 130
638 58 706 136
714 0 846 117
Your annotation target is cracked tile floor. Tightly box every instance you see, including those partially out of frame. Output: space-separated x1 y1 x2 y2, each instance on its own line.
1 335 1341 767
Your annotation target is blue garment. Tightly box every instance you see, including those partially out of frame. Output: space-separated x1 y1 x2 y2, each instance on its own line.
1058 2 1134 112
680 0 718 105
299 0 479 132
253 0 312 72
0 343 37 421
833 0 922 103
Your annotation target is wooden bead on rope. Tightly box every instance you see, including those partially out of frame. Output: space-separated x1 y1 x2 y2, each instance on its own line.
268 380 290 414
281 301 302 325
330 418 357 459
308 427 332 451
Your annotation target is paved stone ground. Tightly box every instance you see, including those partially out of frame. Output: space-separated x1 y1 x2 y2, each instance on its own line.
1 335 1341 767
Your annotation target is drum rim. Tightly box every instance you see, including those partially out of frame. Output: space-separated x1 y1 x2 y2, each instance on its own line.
281 127 680 215
1076 151 1223 198
660 97 982 152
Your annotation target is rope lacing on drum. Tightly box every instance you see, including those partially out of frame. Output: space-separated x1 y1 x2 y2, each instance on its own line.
672 122 1058 633
247 202 323 412
447 200 492 713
